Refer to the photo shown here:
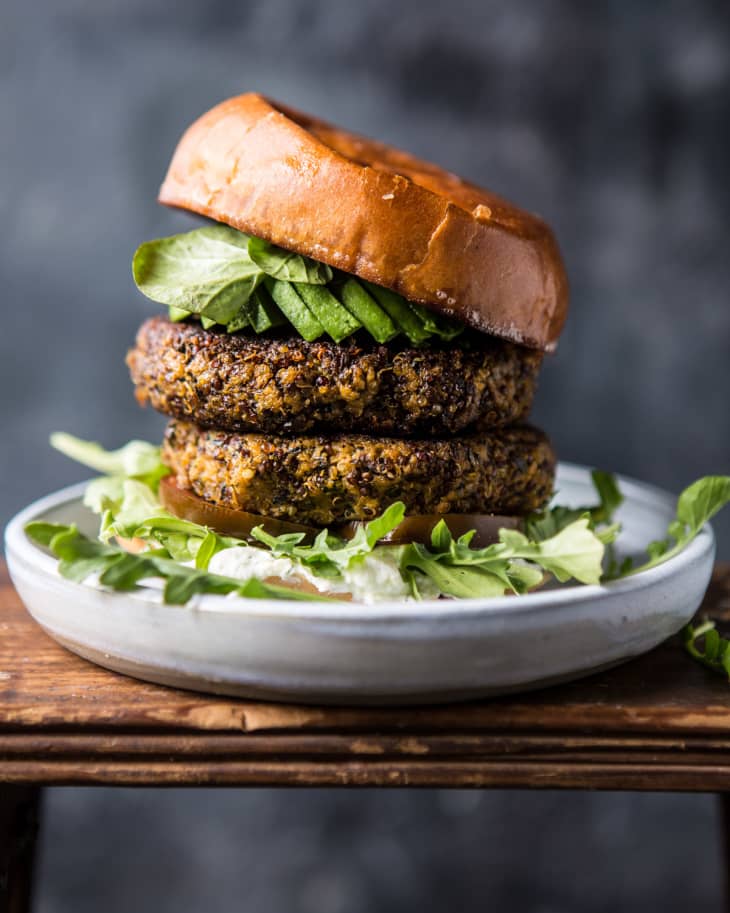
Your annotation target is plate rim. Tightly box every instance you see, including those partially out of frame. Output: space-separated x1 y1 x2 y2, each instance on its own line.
4 462 716 623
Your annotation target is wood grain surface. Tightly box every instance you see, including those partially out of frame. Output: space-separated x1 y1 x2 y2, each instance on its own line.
1 563 729 790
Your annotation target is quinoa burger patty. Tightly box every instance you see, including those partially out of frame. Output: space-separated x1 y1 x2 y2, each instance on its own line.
128 317 543 437
162 419 556 526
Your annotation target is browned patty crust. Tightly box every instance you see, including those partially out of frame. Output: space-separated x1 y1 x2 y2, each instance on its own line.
162 419 556 526
128 317 542 437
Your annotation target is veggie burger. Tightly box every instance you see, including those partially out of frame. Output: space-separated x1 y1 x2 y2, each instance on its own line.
127 93 568 548
26 94 730 606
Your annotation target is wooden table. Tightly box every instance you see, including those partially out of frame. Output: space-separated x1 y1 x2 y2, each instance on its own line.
2 562 730 912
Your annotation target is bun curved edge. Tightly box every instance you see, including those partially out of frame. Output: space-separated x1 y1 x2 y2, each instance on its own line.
158 93 569 350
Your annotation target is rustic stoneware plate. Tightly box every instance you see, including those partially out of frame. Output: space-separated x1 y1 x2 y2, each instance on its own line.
4 464 716 705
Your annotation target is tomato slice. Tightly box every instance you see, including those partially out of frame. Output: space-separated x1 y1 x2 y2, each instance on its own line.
336 514 520 548
159 477 521 548
158 477 321 543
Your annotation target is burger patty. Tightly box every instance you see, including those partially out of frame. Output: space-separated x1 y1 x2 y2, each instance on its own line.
129 317 542 437
162 419 556 526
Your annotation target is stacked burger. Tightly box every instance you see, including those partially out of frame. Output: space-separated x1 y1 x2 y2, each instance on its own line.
127 94 567 546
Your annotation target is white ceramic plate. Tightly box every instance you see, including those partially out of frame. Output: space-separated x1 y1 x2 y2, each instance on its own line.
4 464 716 704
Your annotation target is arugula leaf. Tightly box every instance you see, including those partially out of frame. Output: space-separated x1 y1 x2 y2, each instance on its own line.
494 520 604 584
592 471 623 521
36 431 730 606
25 522 329 604
47 434 242 569
250 502 406 576
683 620 730 680
402 553 513 599
401 538 544 599
525 470 623 542
614 475 730 577
99 480 164 539
677 476 730 536
24 521 70 547
399 515 604 599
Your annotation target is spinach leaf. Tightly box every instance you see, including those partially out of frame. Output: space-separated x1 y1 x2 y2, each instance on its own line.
133 226 262 319
248 236 332 284
133 226 464 344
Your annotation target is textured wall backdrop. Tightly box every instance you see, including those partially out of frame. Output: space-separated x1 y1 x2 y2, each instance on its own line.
2 1 729 911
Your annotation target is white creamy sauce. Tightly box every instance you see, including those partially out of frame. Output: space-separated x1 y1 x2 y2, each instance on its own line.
208 545 431 603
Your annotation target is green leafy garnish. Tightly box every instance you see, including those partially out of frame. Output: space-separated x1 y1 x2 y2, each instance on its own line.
247 236 333 284
683 620 730 680
34 434 730 610
251 502 406 577
133 226 264 325
525 470 623 543
398 516 605 599
252 504 606 600
611 475 730 578
25 522 327 604
102 481 239 568
50 433 174 547
132 225 463 345
50 433 168 487
50 433 231 566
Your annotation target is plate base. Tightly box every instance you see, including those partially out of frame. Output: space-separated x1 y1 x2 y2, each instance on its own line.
49 626 628 705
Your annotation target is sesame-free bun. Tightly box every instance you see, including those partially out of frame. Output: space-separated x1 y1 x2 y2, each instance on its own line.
159 93 568 350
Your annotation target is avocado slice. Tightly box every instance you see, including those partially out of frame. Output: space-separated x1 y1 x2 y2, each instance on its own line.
362 281 431 345
267 279 325 341
339 279 398 344
294 283 361 343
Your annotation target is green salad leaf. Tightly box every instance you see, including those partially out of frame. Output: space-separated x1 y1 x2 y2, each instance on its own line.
51 433 167 484
251 504 606 601
51 432 171 544
609 475 730 578
251 502 407 578
34 434 730 614
398 515 605 599
132 225 464 345
25 522 327 604
133 226 263 323
683 620 730 680
247 236 332 284
525 470 623 542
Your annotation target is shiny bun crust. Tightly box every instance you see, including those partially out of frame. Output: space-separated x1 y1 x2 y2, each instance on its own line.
159 93 568 350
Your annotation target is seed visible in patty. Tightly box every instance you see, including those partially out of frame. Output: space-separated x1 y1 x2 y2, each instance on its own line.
162 419 556 526
128 316 543 437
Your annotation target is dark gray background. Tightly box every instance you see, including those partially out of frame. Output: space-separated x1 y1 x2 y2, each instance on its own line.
3 1 729 911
